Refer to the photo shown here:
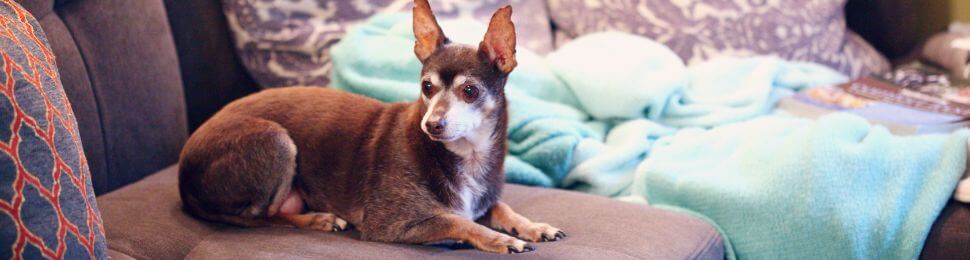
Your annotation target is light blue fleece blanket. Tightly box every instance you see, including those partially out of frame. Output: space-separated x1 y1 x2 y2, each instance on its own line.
331 13 970 259
616 114 969 259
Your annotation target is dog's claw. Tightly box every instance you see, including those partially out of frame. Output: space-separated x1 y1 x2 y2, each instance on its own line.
540 234 550 242
555 230 566 239
332 218 349 232
507 244 535 254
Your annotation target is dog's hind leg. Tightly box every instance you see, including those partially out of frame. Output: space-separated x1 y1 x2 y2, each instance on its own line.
179 116 301 227
265 189 351 232
270 211 351 232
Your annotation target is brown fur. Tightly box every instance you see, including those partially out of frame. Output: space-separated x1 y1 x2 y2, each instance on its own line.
178 0 563 254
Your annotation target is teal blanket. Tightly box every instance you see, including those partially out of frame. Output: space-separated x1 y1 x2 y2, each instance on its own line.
331 13 970 259
620 115 969 259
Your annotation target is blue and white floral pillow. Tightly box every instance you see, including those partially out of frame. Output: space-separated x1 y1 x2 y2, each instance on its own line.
223 0 554 88
547 0 891 78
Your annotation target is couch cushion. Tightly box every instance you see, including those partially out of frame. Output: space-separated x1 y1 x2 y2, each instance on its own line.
19 0 188 194
98 166 724 259
163 0 262 132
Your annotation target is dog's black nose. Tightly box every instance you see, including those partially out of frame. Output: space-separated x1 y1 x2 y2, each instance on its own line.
426 120 446 135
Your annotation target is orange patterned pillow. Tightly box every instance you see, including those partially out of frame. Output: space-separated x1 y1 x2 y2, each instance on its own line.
0 1 107 258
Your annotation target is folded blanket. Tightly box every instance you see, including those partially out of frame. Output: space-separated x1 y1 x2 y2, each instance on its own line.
330 13 969 259
622 114 969 259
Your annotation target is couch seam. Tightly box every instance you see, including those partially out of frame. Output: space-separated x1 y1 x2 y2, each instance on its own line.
172 208 227 259
53 7 114 192
28 6 51 21
687 228 723 260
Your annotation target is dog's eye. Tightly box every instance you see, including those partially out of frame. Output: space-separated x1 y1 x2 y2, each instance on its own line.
462 85 479 101
421 81 433 95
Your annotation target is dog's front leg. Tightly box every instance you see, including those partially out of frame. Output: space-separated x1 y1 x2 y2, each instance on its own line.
398 213 534 254
484 202 566 242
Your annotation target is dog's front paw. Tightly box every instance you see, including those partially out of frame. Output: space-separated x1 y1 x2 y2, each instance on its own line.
510 223 566 242
481 234 534 254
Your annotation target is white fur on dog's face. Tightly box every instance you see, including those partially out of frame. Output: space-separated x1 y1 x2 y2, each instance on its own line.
419 72 496 143
419 71 499 220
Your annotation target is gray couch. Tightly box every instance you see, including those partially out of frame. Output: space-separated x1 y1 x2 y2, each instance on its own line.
15 0 968 258
25 0 723 258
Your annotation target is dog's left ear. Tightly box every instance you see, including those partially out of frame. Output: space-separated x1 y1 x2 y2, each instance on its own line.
479 5 516 74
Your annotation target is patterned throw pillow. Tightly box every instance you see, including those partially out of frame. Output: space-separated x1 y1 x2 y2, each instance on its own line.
547 0 891 78
0 1 107 259
223 0 554 88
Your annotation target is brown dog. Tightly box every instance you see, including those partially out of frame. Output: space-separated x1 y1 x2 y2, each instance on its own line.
178 0 564 254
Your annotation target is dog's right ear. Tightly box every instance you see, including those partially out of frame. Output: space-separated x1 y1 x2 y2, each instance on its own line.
413 0 445 63
479 5 516 74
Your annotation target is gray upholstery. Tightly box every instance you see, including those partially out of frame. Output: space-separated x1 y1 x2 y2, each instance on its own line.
17 0 187 194
845 0 920 60
98 166 725 259
163 0 260 131
922 200 970 259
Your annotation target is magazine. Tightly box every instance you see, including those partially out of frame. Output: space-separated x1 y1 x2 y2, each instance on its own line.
777 63 970 135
